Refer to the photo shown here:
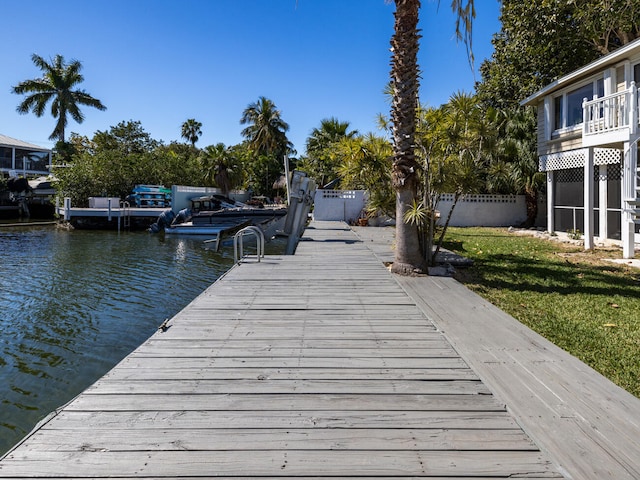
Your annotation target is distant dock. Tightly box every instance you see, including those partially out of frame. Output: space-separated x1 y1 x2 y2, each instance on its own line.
56 201 166 227
0 221 57 228
1 221 639 478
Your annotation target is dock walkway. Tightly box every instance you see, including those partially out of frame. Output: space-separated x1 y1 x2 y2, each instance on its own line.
0 221 637 478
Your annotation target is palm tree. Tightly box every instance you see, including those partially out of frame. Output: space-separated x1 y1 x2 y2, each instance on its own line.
304 117 358 187
501 107 545 227
199 143 241 196
240 96 293 158
337 134 395 217
389 0 475 275
12 54 106 142
181 119 203 147
240 96 294 195
306 118 358 153
390 0 427 275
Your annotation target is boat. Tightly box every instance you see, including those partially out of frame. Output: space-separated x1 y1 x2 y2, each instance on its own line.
151 194 287 236
148 170 316 253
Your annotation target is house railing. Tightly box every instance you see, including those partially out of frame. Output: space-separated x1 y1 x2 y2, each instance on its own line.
583 82 638 137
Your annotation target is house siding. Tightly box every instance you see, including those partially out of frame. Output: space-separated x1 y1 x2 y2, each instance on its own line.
537 104 546 156
535 101 583 156
616 65 626 92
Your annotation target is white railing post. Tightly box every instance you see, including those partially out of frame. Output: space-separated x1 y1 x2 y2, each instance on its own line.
547 171 555 234
630 81 637 135
584 147 594 250
64 197 71 221
583 89 633 138
583 97 589 135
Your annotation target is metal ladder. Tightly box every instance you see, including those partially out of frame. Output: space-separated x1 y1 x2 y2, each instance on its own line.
203 232 221 252
119 201 131 231
233 226 265 263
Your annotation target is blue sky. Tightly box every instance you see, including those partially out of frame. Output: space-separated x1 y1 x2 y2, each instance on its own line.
0 1 501 155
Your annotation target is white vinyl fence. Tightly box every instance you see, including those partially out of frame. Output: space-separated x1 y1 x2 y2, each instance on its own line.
313 190 368 222
313 190 546 227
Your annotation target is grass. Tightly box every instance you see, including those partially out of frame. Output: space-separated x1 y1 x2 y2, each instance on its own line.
442 227 640 398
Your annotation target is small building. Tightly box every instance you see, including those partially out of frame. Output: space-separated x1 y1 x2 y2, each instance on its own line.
522 39 640 258
0 133 52 177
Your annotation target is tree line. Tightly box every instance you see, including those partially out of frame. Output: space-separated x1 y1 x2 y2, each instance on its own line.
52 110 292 206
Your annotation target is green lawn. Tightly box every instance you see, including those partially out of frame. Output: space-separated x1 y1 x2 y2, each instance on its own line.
442 227 640 398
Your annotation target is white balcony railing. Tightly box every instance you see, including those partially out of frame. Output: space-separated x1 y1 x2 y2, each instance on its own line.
583 82 638 138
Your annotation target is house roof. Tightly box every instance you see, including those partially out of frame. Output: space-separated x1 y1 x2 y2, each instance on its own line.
521 37 640 106
0 133 50 152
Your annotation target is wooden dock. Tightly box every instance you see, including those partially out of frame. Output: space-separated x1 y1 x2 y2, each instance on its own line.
3 220 635 478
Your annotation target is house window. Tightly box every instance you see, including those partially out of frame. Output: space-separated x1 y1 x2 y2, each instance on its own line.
13 148 49 172
554 96 563 130
567 84 594 126
0 147 12 169
553 78 604 130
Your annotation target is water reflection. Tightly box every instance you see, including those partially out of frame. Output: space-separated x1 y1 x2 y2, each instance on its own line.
0 226 275 456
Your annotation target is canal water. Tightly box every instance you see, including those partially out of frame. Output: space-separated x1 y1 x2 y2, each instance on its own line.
0 223 281 456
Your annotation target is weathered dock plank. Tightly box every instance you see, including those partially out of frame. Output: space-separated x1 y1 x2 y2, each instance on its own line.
24 428 537 451
1 450 561 477
84 379 490 395
0 221 563 479
63 393 507 412
101 366 480 381
30 410 523 431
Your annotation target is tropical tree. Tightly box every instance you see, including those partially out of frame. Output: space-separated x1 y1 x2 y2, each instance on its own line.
199 143 242 196
93 120 160 155
240 96 293 158
389 0 427 275
53 121 203 206
336 133 394 217
240 96 293 195
301 117 358 187
388 0 476 275
492 107 545 227
406 93 490 265
181 119 203 147
411 104 449 264
154 142 202 187
12 54 106 141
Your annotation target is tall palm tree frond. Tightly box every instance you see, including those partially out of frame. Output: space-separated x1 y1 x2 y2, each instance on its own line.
12 53 106 141
240 96 292 157
181 119 203 147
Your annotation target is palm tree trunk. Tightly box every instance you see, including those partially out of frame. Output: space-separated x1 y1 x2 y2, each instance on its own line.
523 188 538 228
433 192 460 264
390 0 426 275
393 177 426 274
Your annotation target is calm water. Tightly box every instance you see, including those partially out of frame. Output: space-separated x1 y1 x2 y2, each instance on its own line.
0 224 279 456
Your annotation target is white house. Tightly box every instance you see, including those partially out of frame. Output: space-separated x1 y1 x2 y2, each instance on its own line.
0 133 52 177
522 39 640 258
